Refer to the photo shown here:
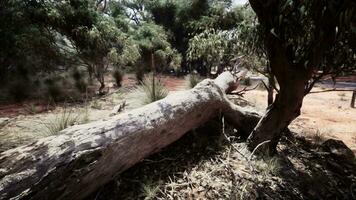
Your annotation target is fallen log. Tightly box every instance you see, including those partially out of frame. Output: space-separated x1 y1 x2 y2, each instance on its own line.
0 72 260 200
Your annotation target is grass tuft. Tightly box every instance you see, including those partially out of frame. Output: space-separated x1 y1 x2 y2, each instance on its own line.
39 106 79 135
187 74 202 88
136 75 168 105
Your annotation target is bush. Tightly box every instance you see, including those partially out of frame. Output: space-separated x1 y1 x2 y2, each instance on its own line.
74 79 88 93
136 75 168 104
136 69 144 83
7 80 31 102
112 69 124 87
45 80 63 100
71 68 87 93
187 74 202 88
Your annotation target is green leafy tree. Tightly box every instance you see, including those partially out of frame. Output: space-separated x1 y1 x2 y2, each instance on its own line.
146 0 242 73
187 29 229 76
246 0 356 154
131 22 181 80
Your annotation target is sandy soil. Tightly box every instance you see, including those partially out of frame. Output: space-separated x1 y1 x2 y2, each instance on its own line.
244 88 356 152
0 74 189 152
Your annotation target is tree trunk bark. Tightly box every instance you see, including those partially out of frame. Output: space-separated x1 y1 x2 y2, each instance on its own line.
93 63 106 95
0 72 259 200
351 90 356 108
247 77 306 155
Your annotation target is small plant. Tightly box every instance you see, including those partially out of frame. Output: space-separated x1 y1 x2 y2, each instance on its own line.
81 92 91 123
112 69 124 87
141 180 161 200
24 103 39 114
255 156 281 176
310 129 325 144
91 99 103 109
39 106 79 135
338 92 346 97
136 75 168 104
187 74 202 88
81 105 90 123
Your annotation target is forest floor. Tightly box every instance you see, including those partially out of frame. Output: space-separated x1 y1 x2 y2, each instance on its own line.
0 74 355 199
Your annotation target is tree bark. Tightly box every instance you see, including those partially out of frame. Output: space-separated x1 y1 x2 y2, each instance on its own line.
247 73 307 155
351 90 356 108
0 72 259 200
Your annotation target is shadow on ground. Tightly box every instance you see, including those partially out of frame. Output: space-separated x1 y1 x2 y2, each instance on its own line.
86 123 356 200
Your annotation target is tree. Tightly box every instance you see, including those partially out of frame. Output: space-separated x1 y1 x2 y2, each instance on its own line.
146 0 242 73
187 29 232 76
0 0 75 85
246 0 356 154
131 22 181 80
0 0 132 95
44 0 126 94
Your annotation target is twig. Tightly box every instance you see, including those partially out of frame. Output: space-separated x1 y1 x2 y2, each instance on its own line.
228 84 259 96
248 140 271 161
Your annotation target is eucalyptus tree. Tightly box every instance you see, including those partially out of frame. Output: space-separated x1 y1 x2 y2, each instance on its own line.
145 0 243 72
246 0 356 154
109 0 182 79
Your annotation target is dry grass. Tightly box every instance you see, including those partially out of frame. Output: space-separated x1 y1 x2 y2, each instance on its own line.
38 106 80 135
133 75 168 105
89 126 356 200
306 129 326 145
91 125 297 200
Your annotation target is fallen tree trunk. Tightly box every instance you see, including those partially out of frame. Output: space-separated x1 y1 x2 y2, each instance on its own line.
0 72 260 200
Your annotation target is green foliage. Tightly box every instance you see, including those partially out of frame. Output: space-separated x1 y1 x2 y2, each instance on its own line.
136 75 168 104
132 22 182 73
250 0 356 85
187 29 229 73
187 74 202 88
7 80 32 102
71 68 87 93
146 0 242 73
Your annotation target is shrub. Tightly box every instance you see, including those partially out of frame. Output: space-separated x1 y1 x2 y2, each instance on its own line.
74 79 88 93
136 75 168 104
187 74 202 88
71 68 87 93
136 69 144 83
7 80 31 102
45 78 63 101
112 69 124 87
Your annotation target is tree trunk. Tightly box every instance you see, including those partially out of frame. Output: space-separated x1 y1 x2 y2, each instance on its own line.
351 90 356 108
95 65 106 95
0 72 260 200
247 76 306 155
